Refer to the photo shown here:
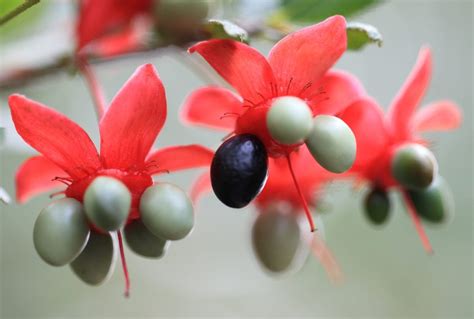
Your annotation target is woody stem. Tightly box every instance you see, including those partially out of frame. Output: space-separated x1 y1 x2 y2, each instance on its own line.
0 0 40 26
401 190 434 254
78 58 107 120
286 154 316 232
117 231 131 297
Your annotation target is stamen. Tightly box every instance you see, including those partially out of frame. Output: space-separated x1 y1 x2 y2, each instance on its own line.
286 77 293 95
256 92 266 104
219 112 240 120
402 190 434 254
49 191 65 199
243 98 257 107
286 154 316 232
52 177 73 186
299 81 313 96
117 231 131 297
308 233 344 284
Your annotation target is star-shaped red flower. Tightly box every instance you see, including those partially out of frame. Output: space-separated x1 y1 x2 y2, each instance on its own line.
10 64 213 223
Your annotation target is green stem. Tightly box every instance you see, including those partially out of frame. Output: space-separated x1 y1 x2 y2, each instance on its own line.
0 0 40 26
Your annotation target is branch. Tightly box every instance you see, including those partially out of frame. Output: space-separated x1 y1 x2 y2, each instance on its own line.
0 0 40 26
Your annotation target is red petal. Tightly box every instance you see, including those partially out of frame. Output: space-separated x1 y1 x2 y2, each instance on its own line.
189 40 275 102
9 95 100 179
387 47 432 136
339 97 388 169
100 64 166 170
181 86 242 131
16 156 66 203
146 145 214 175
268 16 347 95
77 0 151 50
412 101 462 132
310 70 366 116
190 170 212 203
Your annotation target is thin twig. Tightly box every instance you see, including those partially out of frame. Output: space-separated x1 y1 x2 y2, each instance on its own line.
0 0 40 26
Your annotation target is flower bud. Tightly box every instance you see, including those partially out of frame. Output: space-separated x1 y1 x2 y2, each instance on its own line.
140 183 194 241
33 198 90 266
305 115 356 173
124 219 169 258
84 176 131 231
266 96 313 145
391 144 437 190
70 232 117 285
364 187 390 225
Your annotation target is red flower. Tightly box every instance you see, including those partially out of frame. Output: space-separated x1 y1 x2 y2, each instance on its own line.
340 47 461 189
182 15 365 157
10 64 213 224
76 0 153 56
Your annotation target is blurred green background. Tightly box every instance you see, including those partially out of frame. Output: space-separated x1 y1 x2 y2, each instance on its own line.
0 0 472 318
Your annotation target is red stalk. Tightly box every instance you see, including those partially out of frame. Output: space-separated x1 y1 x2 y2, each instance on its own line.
402 190 434 254
309 233 344 284
286 154 316 232
117 231 131 297
78 58 107 119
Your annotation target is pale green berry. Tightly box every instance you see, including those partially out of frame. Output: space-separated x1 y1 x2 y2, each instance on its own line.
124 220 169 258
252 207 301 273
70 231 117 285
391 143 437 190
408 176 454 224
266 96 313 145
33 198 90 267
84 176 131 232
305 115 356 173
140 183 194 241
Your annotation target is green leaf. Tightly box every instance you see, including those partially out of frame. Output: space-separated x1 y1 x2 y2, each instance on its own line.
204 19 249 43
346 22 383 50
277 0 380 23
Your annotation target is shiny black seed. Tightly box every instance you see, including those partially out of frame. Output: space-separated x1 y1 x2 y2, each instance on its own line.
211 134 268 208
364 187 390 225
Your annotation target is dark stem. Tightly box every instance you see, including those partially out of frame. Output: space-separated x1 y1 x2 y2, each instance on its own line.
0 0 40 26
286 154 316 232
401 190 434 255
117 231 131 297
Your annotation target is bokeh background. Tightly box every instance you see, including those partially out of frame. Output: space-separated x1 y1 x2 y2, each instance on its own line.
1 0 472 318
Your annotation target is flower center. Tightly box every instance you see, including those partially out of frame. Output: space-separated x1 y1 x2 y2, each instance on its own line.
65 168 153 224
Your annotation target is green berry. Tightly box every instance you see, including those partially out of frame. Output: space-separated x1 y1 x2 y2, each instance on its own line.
70 231 117 285
391 144 437 190
140 183 194 241
407 176 454 224
154 0 214 39
305 115 356 173
84 176 131 232
33 198 90 266
252 207 301 273
266 96 313 145
364 188 390 225
124 220 169 258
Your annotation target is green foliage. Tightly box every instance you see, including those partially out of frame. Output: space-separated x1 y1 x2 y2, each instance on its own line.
0 0 45 41
277 0 380 23
347 22 383 50
204 19 249 43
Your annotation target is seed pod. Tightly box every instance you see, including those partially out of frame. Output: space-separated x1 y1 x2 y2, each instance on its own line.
252 207 302 273
266 96 313 145
70 231 117 285
125 219 169 258
84 176 131 231
305 115 356 173
391 144 437 190
211 134 268 208
407 176 454 224
140 183 194 241
33 198 90 266
364 187 390 225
